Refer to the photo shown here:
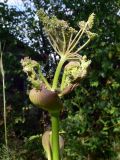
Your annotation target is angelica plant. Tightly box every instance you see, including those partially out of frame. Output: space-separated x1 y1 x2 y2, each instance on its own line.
21 9 97 160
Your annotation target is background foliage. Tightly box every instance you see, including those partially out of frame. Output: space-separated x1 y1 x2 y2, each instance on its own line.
0 0 120 159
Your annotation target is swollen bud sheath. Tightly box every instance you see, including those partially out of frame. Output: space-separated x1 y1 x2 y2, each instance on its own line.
29 87 63 113
42 131 64 160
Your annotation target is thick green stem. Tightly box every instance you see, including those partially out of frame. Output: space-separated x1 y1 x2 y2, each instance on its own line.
51 113 60 160
52 56 66 90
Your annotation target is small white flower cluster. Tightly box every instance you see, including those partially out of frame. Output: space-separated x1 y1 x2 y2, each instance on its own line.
20 57 41 88
79 13 97 40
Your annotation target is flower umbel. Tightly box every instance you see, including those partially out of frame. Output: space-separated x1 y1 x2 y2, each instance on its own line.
60 55 91 96
37 9 97 61
20 57 51 89
20 57 41 88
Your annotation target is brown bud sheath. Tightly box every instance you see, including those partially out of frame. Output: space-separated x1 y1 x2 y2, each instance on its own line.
29 87 63 113
60 83 79 96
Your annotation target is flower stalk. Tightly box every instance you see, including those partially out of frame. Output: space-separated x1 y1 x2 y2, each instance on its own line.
52 55 66 90
51 113 60 160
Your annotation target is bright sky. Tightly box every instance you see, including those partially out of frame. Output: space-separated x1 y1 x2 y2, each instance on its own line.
1 0 23 5
0 0 25 10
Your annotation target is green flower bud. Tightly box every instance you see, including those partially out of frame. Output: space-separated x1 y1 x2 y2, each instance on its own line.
60 56 91 95
21 57 41 88
65 58 90 84
86 31 98 40
87 13 95 29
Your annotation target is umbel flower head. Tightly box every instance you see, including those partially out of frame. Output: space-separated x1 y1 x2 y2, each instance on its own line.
37 9 97 60
20 57 41 88
63 56 91 87
60 55 91 96
21 9 97 113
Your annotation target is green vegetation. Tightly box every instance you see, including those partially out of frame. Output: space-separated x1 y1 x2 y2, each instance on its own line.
0 0 120 160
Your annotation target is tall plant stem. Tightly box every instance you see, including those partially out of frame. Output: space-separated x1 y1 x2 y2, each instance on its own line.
52 55 66 90
51 112 60 160
51 55 66 160
0 48 8 148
